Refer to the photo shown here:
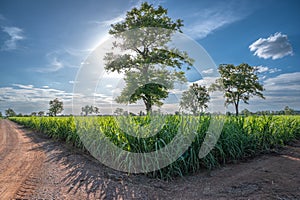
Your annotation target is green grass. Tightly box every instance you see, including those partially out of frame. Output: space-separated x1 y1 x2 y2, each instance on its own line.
9 115 300 179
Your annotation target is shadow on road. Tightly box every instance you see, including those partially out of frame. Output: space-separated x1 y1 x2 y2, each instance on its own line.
19 124 166 199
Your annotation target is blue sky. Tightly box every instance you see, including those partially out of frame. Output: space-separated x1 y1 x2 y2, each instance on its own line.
0 0 299 115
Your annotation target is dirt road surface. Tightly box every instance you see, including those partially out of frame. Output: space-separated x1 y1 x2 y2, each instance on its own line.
0 119 299 199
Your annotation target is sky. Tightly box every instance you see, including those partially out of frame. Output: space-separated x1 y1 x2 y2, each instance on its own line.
0 0 299 115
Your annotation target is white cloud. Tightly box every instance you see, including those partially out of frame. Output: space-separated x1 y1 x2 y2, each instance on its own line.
231 72 300 112
256 66 269 73
269 68 281 73
263 72 300 91
184 2 252 39
255 66 282 74
34 57 64 73
240 72 300 111
1 84 73 102
12 84 34 89
34 50 80 73
249 32 293 60
64 47 92 58
50 57 64 71
202 68 214 74
0 84 74 114
90 0 143 27
69 81 79 84
192 76 219 87
95 16 125 27
1 26 25 51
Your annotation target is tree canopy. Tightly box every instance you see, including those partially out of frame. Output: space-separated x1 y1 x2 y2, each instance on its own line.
49 98 64 116
104 2 193 113
211 63 265 116
38 111 45 117
180 83 210 115
5 108 16 117
81 105 100 116
284 106 294 115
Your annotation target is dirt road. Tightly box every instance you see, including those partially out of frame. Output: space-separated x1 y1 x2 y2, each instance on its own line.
0 119 44 199
0 119 300 199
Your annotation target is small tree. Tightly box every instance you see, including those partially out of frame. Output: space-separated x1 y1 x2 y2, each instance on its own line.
211 63 265 116
0 112 2 118
5 108 16 117
104 2 193 114
284 106 294 115
81 105 100 116
82 105 92 116
94 107 100 115
180 83 210 115
31 112 37 116
49 98 63 116
114 107 124 116
38 111 45 117
241 108 251 116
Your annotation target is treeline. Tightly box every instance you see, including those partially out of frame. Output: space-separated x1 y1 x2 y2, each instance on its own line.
236 106 298 116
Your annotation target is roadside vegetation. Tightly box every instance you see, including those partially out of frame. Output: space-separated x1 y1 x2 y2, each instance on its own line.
9 115 300 179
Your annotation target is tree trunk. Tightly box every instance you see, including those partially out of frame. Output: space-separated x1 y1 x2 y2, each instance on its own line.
143 96 152 114
234 102 239 116
145 102 152 114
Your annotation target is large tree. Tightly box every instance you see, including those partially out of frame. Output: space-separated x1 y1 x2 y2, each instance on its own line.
104 2 193 113
49 98 63 116
211 63 265 116
180 83 210 115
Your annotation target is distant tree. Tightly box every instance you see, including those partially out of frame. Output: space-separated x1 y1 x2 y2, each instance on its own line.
114 108 124 116
139 110 146 116
5 108 16 117
31 112 37 116
226 111 232 116
152 109 162 115
211 63 265 116
284 106 294 115
49 98 64 116
278 110 285 115
38 111 45 117
263 110 271 115
0 112 2 118
94 107 100 115
180 83 210 115
123 111 129 116
255 110 272 115
17 113 23 117
81 105 92 116
241 109 251 116
81 105 100 116
104 2 193 114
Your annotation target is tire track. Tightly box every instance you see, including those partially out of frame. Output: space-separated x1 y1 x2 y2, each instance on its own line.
0 119 45 199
